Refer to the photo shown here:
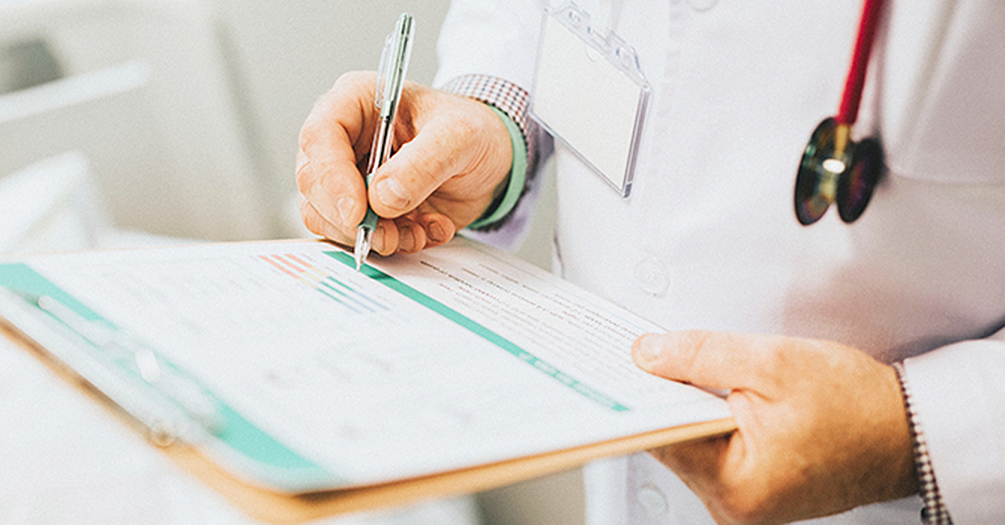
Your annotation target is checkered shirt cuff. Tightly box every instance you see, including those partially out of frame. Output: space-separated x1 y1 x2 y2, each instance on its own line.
893 362 953 525
441 75 544 230
441 74 534 144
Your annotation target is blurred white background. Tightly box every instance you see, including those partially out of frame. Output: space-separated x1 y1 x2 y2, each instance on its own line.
1 0 461 241
0 0 572 523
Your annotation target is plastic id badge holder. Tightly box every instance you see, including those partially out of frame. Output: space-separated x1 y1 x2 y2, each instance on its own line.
531 2 650 197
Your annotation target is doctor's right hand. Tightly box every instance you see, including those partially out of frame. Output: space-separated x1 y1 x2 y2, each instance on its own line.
297 71 514 255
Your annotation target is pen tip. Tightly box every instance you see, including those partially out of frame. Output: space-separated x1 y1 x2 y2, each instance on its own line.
354 226 371 272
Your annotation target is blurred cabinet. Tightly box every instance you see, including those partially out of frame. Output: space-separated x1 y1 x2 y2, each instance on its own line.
0 0 270 240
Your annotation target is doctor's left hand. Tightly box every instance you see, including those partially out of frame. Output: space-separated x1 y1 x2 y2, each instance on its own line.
632 331 919 525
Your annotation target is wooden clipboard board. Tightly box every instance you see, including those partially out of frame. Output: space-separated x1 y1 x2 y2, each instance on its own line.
2 323 734 524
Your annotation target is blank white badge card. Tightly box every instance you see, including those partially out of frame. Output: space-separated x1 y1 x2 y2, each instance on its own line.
532 2 650 197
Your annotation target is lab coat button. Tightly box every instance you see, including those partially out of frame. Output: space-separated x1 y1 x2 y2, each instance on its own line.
687 0 718 11
636 483 669 516
635 257 669 296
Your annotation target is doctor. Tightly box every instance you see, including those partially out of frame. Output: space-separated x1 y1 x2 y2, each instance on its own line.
296 0 1005 523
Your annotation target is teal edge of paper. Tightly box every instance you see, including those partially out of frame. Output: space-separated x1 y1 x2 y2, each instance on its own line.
0 263 336 488
325 252 630 412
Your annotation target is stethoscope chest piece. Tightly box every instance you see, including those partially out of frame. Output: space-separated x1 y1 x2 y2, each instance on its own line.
794 118 884 226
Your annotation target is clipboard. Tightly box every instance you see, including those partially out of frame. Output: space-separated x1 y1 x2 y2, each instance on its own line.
0 240 735 523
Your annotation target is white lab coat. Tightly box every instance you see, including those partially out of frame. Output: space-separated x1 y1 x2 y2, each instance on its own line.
435 0 1005 523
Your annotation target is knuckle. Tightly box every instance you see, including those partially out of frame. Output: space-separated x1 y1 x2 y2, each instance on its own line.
412 153 448 186
393 220 417 254
300 71 373 153
718 493 767 525
375 222 398 256
298 113 323 154
453 112 481 140
456 113 496 163
756 336 793 385
410 223 428 252
678 330 713 369
300 200 346 242
295 155 314 192
763 343 786 371
299 203 328 237
334 70 372 91
398 79 421 104
399 142 449 189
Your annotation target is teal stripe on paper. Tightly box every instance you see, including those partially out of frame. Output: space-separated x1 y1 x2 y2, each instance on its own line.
0 263 337 490
325 252 630 412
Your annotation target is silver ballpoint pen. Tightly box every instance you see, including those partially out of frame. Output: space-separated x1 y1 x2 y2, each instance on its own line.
355 13 415 271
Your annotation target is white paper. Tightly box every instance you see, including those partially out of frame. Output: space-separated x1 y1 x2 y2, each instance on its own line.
6 237 730 487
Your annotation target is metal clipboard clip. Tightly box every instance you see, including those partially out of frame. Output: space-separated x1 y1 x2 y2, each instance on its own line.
531 1 651 197
0 287 222 447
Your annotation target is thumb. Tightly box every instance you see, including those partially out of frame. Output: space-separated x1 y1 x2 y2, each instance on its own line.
368 113 480 218
632 331 762 391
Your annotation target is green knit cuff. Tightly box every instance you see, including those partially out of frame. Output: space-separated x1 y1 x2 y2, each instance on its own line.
467 105 528 230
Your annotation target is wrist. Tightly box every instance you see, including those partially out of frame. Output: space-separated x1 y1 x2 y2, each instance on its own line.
467 105 527 229
441 74 538 231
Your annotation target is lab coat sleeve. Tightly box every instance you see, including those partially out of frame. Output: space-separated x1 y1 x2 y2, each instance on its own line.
902 330 1005 523
434 0 553 250
433 0 544 92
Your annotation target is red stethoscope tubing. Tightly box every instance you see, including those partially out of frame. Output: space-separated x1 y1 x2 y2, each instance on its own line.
837 0 886 126
793 0 888 226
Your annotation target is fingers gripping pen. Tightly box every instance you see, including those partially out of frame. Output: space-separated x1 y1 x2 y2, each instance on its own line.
354 13 415 271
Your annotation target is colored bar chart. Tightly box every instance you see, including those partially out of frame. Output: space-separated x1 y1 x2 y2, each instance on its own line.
258 253 387 315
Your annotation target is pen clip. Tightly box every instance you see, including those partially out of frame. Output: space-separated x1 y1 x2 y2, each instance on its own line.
374 34 392 110
373 14 414 118
364 13 415 182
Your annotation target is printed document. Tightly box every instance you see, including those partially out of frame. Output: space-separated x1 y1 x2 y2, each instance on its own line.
0 237 731 488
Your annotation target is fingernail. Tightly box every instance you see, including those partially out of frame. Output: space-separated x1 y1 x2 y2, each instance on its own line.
636 334 663 362
375 179 410 210
336 196 356 227
427 222 445 244
372 222 386 253
399 225 415 252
